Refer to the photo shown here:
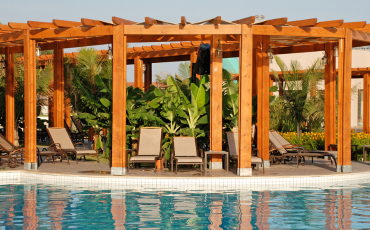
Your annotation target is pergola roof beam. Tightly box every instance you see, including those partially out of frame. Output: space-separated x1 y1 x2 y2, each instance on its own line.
28 21 59 29
287 18 317 27
0 25 20 31
232 16 255 25
81 18 107 26
8 22 30 30
53 19 82 28
336 21 367 29
254 17 288 26
181 16 189 25
112 17 138 25
314 20 343 28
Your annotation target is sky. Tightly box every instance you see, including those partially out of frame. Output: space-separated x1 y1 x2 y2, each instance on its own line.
1 0 370 82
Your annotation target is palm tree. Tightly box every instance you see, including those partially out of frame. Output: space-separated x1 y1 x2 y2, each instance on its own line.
271 56 324 137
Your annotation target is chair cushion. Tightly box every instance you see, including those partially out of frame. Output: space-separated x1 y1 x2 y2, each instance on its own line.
130 156 157 162
175 157 203 163
251 156 263 163
75 150 97 155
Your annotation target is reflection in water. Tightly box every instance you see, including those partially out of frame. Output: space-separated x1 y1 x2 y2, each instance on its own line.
111 192 126 229
0 184 369 228
22 185 39 229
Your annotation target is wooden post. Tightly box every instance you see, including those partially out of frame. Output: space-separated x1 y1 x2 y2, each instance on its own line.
363 72 370 134
5 47 15 144
53 43 64 128
48 82 54 127
23 30 37 170
209 35 223 169
325 43 337 150
134 56 143 89
144 60 152 92
256 36 270 167
252 35 261 97
64 98 71 128
337 29 352 173
112 26 127 175
238 24 253 176
190 48 200 79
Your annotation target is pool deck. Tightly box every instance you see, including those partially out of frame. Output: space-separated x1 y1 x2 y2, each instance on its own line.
2 156 370 178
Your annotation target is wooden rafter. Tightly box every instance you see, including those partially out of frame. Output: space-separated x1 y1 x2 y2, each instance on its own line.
314 20 343 28
337 21 366 29
232 16 255 25
287 18 317 27
254 17 288 26
53 19 82 28
181 16 188 25
81 18 106 26
112 17 137 25
28 21 59 29
8 22 30 30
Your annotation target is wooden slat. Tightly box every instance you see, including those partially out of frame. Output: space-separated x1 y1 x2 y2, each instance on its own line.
351 30 370 43
151 45 163 50
28 21 59 29
209 34 223 167
287 18 317 27
238 24 253 175
180 42 193 47
142 46 153 51
170 43 183 48
254 17 288 26
81 18 106 26
53 19 82 28
233 16 255 25
337 21 366 29
23 29 37 167
5 47 15 144
314 20 343 28
145 17 158 25
112 25 127 174
161 44 173 50
8 22 30 30
0 25 20 31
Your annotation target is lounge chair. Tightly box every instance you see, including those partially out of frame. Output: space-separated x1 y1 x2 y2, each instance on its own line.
226 131 264 173
0 134 64 168
269 131 302 167
71 116 88 141
47 127 99 164
127 127 164 171
270 131 337 167
171 136 204 173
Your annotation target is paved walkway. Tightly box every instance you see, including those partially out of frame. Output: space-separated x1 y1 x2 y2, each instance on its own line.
2 157 370 178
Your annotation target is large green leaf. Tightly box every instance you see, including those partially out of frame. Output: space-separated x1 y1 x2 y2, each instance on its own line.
100 98 111 108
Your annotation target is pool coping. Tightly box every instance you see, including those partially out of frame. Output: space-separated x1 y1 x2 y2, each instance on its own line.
1 169 370 191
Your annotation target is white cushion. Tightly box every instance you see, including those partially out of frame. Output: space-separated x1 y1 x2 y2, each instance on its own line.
175 157 203 163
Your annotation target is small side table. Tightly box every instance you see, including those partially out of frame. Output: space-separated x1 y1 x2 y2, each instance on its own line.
328 144 358 161
363 145 370 162
204 151 229 171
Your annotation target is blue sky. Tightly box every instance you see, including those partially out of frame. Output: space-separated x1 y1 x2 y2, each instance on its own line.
1 0 370 81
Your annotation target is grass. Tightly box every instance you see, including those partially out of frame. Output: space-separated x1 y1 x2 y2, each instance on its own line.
83 154 110 164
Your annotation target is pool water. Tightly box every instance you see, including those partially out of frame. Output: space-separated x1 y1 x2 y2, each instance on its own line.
0 183 370 229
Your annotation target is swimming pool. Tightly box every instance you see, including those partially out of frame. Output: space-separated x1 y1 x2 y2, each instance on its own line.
0 183 369 229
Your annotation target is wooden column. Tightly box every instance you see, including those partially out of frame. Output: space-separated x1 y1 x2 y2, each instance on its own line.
238 24 253 176
190 48 200 79
337 29 352 173
252 36 261 97
134 57 143 89
112 26 127 175
53 43 64 128
24 30 37 170
5 47 15 144
209 35 223 169
257 36 270 166
325 43 337 150
48 82 54 127
363 73 370 134
64 98 71 128
144 60 152 92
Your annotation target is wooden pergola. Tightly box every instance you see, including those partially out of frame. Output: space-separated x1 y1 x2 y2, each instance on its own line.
1 16 370 175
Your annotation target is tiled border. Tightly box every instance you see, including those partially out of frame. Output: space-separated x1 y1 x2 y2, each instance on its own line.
1 170 370 191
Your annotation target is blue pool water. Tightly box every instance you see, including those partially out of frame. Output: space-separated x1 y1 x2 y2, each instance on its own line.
0 183 370 229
